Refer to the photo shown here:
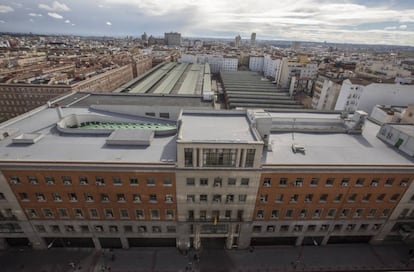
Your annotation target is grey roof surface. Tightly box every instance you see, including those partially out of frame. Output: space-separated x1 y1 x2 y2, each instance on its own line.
389 124 414 137
180 112 258 142
0 108 177 163
59 93 213 108
265 116 414 166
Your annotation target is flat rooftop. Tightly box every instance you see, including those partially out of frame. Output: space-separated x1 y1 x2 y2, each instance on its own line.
0 107 177 164
264 112 414 166
180 111 258 143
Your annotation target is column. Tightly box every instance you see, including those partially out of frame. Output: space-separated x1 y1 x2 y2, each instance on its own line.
241 149 247 168
295 235 304 246
235 149 242 168
226 223 235 249
120 237 129 249
92 237 102 250
192 148 197 167
198 148 203 167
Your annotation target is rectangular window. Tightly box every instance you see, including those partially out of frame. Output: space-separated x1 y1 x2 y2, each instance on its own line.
295 178 303 187
362 193 371 202
279 178 288 186
101 194 109 202
159 112 170 119
42 208 53 218
368 209 377 217
187 195 195 203
355 178 365 186
45 176 55 185
275 194 283 202
340 209 350 218
136 210 144 219
263 178 271 187
89 208 99 218
333 194 343 202
390 194 400 201
28 176 38 184
319 194 328 202
256 210 264 219
200 178 208 186
385 178 394 186
341 178 350 187
271 210 279 218
370 178 379 187
62 176 72 185
325 178 335 186
117 194 126 202
327 208 336 218
19 192 29 201
166 209 174 220
79 176 88 185
74 208 84 218
238 194 247 202
146 177 155 186
240 178 249 186
120 209 129 218
226 194 234 203
227 178 236 186
245 149 255 167
203 148 237 167
260 194 268 203
112 177 122 185
290 194 299 203
348 194 357 202
129 177 138 185
285 209 293 218
310 178 319 186
186 178 195 186
95 177 105 186
376 194 385 202
163 178 172 186
184 148 193 167
149 194 157 203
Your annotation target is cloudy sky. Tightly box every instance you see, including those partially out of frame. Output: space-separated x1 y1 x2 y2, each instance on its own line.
0 0 413 45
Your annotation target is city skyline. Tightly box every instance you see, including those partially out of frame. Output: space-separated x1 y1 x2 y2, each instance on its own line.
0 0 414 46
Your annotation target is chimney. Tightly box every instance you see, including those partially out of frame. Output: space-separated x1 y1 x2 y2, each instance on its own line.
54 103 63 119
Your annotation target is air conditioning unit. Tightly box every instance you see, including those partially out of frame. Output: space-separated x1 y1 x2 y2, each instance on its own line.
166 197 172 202
37 196 45 201
103 197 109 201
257 214 264 219
401 182 408 187
263 182 270 187
134 197 141 202
320 225 327 230
268 227 274 232
341 183 348 187
371 182 378 187
137 215 143 219
10 180 18 185
87 197 93 201
260 197 266 202
96 182 104 186
63 181 71 185
80 181 88 185
305 198 311 203
294 226 300 232
118 197 125 201
70 197 77 201
106 214 113 218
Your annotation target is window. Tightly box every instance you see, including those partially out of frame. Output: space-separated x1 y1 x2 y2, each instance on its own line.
160 112 170 119
256 210 264 219
334 224 343 231
295 178 303 187
355 178 365 186
225 194 234 203
203 148 237 167
319 194 328 202
10 176 20 184
341 178 350 187
65 225 75 232
213 194 222 203
320 224 329 232
293 225 303 232
376 194 385 202
145 112 155 117
240 178 249 186
213 177 222 187
340 209 350 218
112 177 122 185
186 178 195 186
150 210 159 219
95 177 105 186
45 176 55 185
310 178 319 186
368 209 377 217
27 208 38 218
239 194 247 202
146 177 155 186
52 193 62 202
245 149 255 167
124 225 133 233
58 208 68 218
333 194 342 202
290 194 299 203
385 178 394 186
28 176 38 184
280 225 289 232
299 209 307 218
50 225 61 233
133 194 141 202
62 176 72 185
167 226 176 233
325 178 335 186
313 209 322 218
149 194 157 203
103 209 113 219
262 178 271 187
74 208 84 218
348 194 357 202
285 209 293 218
390 194 400 202
327 208 336 218
151 226 161 233
188 210 194 220
94 225 104 232
225 210 232 219
381 208 390 217
279 178 288 186
200 210 207 221
271 210 279 218
163 178 172 186
370 178 379 187
89 208 99 218
400 178 409 187
117 194 126 202
227 178 236 186
346 224 356 232
187 195 195 203
253 225 262 233
136 210 144 219
166 210 174 220
275 194 283 202
260 194 268 203
304 194 313 203
19 192 29 201
101 194 109 202
362 193 371 202
359 224 369 232
36 193 46 202
35 225 46 233
138 226 147 232
129 177 138 185
184 148 193 167
68 193 77 202
354 208 363 218
0 192 5 200
42 208 53 218
79 177 88 185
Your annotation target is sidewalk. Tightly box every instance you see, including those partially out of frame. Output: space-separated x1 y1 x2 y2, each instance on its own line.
0 243 413 272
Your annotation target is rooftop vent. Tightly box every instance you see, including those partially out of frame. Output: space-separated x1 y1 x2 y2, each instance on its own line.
12 133 44 144
291 143 306 154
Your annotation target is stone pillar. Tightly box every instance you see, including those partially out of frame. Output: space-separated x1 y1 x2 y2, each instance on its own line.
241 149 247 168
226 223 235 249
120 237 129 249
237 222 252 249
198 148 203 167
92 237 102 250
192 148 197 167
193 224 201 250
295 235 304 246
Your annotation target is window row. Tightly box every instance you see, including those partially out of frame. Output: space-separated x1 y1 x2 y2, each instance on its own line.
186 194 247 203
255 207 392 220
262 177 410 188
258 192 401 204
187 209 244 221
252 223 382 233
26 208 175 220
186 177 250 187
19 192 174 204
9 175 173 187
34 224 176 234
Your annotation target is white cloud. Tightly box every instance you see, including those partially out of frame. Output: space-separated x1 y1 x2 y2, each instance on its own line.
39 1 70 12
65 19 70 23
384 26 397 30
29 13 42 17
0 20 5 23
0 5 14 13
71 23 75 26
106 21 112 26
47 12 64 19
98 4 104 8
400 24 408 30
29 18 34 23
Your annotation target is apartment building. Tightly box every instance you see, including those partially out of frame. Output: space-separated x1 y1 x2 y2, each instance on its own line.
311 75 343 110
0 100 413 250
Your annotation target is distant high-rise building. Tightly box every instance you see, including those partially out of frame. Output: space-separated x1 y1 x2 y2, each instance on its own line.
164 32 181 46
141 32 148 42
235 35 241 48
250 32 256 46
